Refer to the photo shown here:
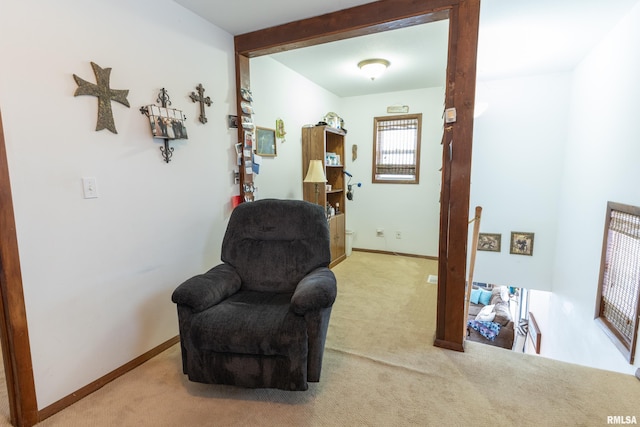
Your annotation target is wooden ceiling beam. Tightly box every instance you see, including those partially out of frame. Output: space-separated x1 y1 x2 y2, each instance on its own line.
235 0 453 56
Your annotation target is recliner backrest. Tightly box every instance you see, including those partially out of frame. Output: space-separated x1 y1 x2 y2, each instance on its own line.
221 199 331 292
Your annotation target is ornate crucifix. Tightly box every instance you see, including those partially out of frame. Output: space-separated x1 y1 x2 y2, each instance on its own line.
73 62 130 134
189 83 212 124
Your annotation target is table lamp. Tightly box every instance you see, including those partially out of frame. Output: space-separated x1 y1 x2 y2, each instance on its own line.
303 159 327 205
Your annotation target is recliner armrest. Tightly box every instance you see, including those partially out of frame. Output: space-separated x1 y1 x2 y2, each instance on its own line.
171 263 241 313
290 267 337 315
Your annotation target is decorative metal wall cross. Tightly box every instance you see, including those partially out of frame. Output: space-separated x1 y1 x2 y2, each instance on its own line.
140 88 188 164
189 83 212 124
73 62 130 134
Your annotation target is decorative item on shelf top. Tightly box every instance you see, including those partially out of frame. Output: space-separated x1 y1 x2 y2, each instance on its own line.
189 83 212 124
139 88 187 164
73 61 130 134
321 112 344 131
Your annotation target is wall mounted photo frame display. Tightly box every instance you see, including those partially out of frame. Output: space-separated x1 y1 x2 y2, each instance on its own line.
478 233 501 252
255 127 277 157
145 105 188 140
510 231 534 256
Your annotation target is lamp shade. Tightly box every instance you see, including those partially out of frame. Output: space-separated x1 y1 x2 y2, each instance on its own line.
304 160 327 183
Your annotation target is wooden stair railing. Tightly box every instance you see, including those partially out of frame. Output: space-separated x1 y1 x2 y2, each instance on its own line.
463 206 482 339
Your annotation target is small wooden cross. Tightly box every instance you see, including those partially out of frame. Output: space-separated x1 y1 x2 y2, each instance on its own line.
189 83 212 124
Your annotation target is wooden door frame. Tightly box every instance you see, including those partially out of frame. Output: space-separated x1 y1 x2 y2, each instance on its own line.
0 109 38 426
234 0 480 352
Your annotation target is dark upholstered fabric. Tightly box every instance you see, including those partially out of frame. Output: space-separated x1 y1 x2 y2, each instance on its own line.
171 199 336 391
291 268 337 315
221 199 331 293
172 264 241 313
190 291 306 355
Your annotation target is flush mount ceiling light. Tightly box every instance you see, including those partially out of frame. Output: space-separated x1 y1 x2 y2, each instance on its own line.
357 58 390 80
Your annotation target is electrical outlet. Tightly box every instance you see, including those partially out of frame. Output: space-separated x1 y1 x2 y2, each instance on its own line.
395 231 401 239
376 228 384 237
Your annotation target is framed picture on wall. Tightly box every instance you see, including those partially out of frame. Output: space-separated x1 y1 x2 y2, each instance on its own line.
255 127 277 157
510 231 534 256
478 233 501 252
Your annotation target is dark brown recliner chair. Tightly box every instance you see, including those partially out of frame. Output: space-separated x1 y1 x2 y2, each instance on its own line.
172 199 337 391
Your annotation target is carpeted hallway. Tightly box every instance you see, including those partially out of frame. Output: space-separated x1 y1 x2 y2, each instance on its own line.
6 252 640 426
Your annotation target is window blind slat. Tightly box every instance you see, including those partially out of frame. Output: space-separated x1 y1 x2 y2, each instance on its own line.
373 115 421 182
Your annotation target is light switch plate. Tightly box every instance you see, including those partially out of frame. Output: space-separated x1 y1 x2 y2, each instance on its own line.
82 177 98 199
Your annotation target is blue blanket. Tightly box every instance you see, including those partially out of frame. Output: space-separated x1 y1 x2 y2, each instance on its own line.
467 320 501 341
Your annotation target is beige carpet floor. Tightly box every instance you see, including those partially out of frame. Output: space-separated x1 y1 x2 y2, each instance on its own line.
4 252 640 426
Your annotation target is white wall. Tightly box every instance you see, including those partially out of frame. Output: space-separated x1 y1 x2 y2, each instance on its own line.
238 1 640 376
470 6 640 373
547 0 640 375
250 56 445 257
469 73 571 291
341 89 445 257
528 289 637 374
0 0 237 408
249 56 341 200
4 3 632 409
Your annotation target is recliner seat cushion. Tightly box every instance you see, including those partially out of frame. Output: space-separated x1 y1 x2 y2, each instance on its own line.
190 291 307 356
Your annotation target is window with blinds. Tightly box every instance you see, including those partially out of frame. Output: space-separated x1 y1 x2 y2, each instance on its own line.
372 114 422 184
595 202 640 364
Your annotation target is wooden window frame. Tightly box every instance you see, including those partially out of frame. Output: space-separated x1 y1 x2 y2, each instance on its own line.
595 201 640 364
372 114 422 184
